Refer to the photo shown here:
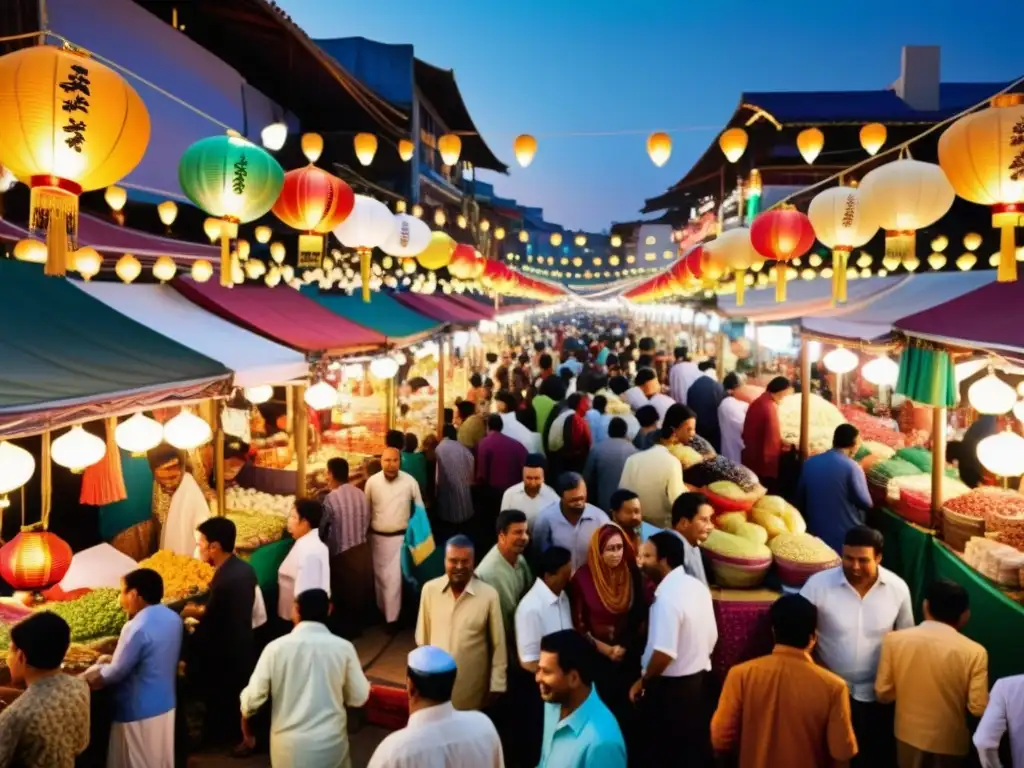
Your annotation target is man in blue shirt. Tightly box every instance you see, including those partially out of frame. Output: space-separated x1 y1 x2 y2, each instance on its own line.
796 424 874 553
537 629 626 768
88 567 183 768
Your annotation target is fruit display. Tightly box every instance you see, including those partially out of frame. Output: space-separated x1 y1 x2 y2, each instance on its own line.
138 550 214 602
751 496 806 537
226 487 294 517
668 443 703 469
701 529 772 588
716 514 770 546
39 588 127 642
769 532 841 587
685 435 717 459
227 512 288 551
841 406 905 450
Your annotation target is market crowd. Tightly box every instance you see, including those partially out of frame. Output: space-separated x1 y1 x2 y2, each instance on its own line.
0 320 1021 768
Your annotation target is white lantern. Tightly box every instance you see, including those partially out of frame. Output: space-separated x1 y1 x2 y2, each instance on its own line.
380 214 431 258
1013 399 1024 423
343 363 365 379
861 356 899 387
163 410 212 450
51 425 107 473
822 347 859 374
114 412 164 456
260 121 288 151
334 195 396 302
304 381 338 411
977 430 1024 477
807 186 879 303
370 357 399 379
968 370 1016 415
0 442 35 508
244 384 274 404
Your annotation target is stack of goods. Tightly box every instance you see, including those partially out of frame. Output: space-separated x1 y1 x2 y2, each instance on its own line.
252 432 293 469
686 435 717 460
701 481 759 515
854 440 897 472
227 512 288 551
750 496 807 538
226 487 294 517
895 447 940 474
138 551 215 603
890 474 970 528
769 533 841 587
841 406 905 450
38 588 127 642
778 394 847 456
686 455 761 494
701 529 773 588
964 537 1024 588
943 488 1024 552
668 444 704 470
865 458 923 507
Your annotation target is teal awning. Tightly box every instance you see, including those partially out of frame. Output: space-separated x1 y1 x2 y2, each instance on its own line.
300 287 442 345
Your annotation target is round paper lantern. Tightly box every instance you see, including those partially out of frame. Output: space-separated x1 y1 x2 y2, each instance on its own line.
438 134 462 166
51 425 106 472
448 243 479 280
647 132 672 167
398 139 414 162
927 253 947 270
514 134 537 167
822 347 858 374
73 247 102 281
860 123 887 156
272 165 354 267
353 133 377 166
304 381 338 410
153 255 177 283
610 234 622 248
707 227 758 306
269 242 286 265
807 186 879 304
550 232 563 247
202 218 222 243
333 194 395 302
0 46 151 275
300 133 324 165
370 357 400 380
518 230 529 243
157 200 178 228
718 128 748 163
243 384 274 405
260 121 287 151
968 371 1016 415
179 134 284 286
750 207 816 302
938 93 1024 282
105 185 127 213
862 356 899 387
254 225 272 244
115 412 163 456
0 531 73 591
163 409 212 449
977 430 1024 477
113 254 141 284
0 442 34 509
14 238 46 264
797 128 824 164
417 231 455 271
574 234 587 247
381 213 431 258
858 159 955 265
191 259 213 283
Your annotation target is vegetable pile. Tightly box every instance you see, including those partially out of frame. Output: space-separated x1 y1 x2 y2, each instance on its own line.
769 532 840 565
751 496 806 538
226 487 295 518
702 529 771 562
667 444 704 469
138 550 215 602
227 512 288 550
778 394 847 456
39 588 127 642
892 474 970 505
840 407 905 450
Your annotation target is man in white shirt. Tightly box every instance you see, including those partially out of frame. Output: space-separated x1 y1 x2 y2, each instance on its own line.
622 368 658 412
514 546 573 673
364 447 425 628
669 492 713 587
368 645 503 768
496 391 543 454
240 589 370 768
618 404 690 529
669 347 701 405
801 525 913 767
717 373 749 464
500 454 559 534
974 673 1024 768
277 499 331 622
632 531 717 767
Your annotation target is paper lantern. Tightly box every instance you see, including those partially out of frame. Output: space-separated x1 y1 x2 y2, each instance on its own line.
858 159 955 263
113 254 141 284
610 234 622 248
398 139 414 162
305 381 338 410
191 259 213 283
254 225 272 244
157 200 178 228
822 347 858 374
550 232 563 247
448 243 479 280
647 132 671 167
807 186 879 304
514 134 537 167
859 123 887 156
718 128 748 163
52 425 106 472
115 412 163 455
333 194 395 302
438 134 461 166
0 531 73 591
370 357 400 380
0 442 34 509
152 255 177 283
381 214 431 258
977 430 1024 477
0 46 150 276
244 384 274 405
518 230 529 243
968 370 1016 415
202 217 221 243
264 268 281 288
163 410 212 449
260 121 287 151
105 185 127 213
179 135 284 286
861 356 900 387
13 238 46 264
750 207 816 302
73 247 102 281
267 242 285 266
301 133 323 164
417 231 455 272
797 128 824 164
353 133 377 166
927 253 947 270
574 234 587 247
244 259 265 280
939 93 1024 282
272 166 354 267
707 227 758 306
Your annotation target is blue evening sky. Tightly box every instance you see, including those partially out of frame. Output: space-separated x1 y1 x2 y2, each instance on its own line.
279 0 1023 232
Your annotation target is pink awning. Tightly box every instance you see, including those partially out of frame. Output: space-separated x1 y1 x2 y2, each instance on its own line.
394 293 486 324
173 278 386 355
443 292 496 320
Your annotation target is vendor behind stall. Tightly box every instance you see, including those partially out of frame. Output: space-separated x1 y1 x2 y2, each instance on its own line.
148 444 211 557
207 439 252 492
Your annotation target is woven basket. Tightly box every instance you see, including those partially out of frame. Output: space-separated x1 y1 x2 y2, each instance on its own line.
942 507 986 552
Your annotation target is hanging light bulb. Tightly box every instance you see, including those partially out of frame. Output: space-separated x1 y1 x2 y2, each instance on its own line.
519 230 529 243
157 200 178 228
822 346 858 374
269 242 286 265
104 185 127 213
13 238 46 264
73 247 103 281
434 208 446 227
191 259 214 283
977 430 1024 478
354 133 378 166
260 121 288 151
398 139 414 162
301 132 324 164
968 368 1016 415
51 425 106 473
0 442 35 509
438 134 462 166
859 123 887 155
861 356 899 387
718 128 748 163
203 218 222 243
304 381 339 410
152 256 177 283
244 384 274 404
163 410 212 449
116 254 142 284
254 225 272 244
797 128 824 164
114 412 164 456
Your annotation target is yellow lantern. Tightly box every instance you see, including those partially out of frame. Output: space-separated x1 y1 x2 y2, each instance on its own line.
494 227 506 240
191 259 214 283
456 214 467 229
707 227 757 305
963 232 983 252
254 225 272 244
152 255 177 282
438 134 462 166
301 132 324 164
398 139 414 162
115 253 141 284
412 204 424 218
105 185 127 213
203 217 222 243
797 128 824 164
938 93 1024 282
0 45 151 276
13 238 47 264
236 239 251 260
903 255 920 272
807 186 879 304
353 133 377 166
856 252 873 269
416 231 455 271
927 253 947 270
859 123 887 155
646 132 672 167
610 234 622 248
609 255 620 266
433 208 446 227
269 242 285 264
519 230 529 243
956 253 977 271
575 234 587 247
479 218 490 232
930 235 949 252
550 232 563 247
514 134 538 167
157 200 178 228
73 247 102 280
718 128 748 163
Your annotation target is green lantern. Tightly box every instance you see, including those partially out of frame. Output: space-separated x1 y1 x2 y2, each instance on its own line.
179 134 284 286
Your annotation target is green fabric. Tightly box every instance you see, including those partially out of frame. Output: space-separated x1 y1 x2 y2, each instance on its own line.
401 451 428 496
99 452 154 540
896 346 957 407
0 260 229 409
869 507 932 622
243 536 295 592
300 287 440 341
533 395 555 438
476 546 534 633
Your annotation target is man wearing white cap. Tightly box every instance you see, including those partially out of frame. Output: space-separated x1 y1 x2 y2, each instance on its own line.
367 646 504 768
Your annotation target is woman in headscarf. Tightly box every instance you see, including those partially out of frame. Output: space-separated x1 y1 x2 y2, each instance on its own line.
568 523 648 738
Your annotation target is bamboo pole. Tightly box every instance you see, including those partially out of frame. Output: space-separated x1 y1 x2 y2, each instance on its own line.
294 383 308 498
386 379 396 431
800 337 811 461
214 423 226 517
437 335 447 439
716 332 727 380
931 406 947 530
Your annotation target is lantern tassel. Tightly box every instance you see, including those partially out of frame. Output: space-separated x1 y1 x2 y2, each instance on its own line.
31 187 78 277
832 248 849 305
885 230 915 263
359 247 372 303
735 269 746 307
219 232 232 288
775 262 787 303
993 207 1020 283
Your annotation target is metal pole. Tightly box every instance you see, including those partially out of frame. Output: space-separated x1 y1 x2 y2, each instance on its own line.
799 337 811 462
931 406 947 529
294 383 308 498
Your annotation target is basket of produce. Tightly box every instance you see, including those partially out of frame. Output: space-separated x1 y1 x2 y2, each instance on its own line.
715 513 769 546
987 508 1024 551
701 529 773 588
227 512 288 551
700 481 757 514
769 533 841 588
38 588 128 642
891 475 970 528
865 458 922 508
667 444 704 470
138 550 215 603
750 496 806 539
941 489 1013 551
685 455 760 493
779 394 847 456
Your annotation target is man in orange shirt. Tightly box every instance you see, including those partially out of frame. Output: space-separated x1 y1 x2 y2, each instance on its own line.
711 594 858 768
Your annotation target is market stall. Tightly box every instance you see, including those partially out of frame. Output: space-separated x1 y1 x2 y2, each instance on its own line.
299 288 443 348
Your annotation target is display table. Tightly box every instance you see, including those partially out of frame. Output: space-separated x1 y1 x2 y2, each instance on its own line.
709 587 779 682
869 507 933 621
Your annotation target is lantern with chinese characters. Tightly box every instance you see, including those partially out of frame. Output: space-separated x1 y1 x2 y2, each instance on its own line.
272 165 354 270
0 529 73 592
380 213 431 260
938 94 1024 282
179 134 284 287
333 195 395 302
0 45 150 276
807 186 879 304
707 227 758 306
858 158 955 264
750 207 816 302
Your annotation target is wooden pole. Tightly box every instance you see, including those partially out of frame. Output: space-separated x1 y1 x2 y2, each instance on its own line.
386 379 396 431
294 383 308 498
800 337 811 462
931 406 947 530
214 423 226 517
437 335 447 439
716 331 727 380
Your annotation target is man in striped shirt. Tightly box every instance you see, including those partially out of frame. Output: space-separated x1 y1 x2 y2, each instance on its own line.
434 424 477 540
321 457 373 637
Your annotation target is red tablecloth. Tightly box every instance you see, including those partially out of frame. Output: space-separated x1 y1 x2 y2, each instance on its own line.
710 588 779 681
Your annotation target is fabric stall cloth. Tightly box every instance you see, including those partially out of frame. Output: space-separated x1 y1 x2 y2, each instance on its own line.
401 502 442 588
709 588 778 682
80 418 127 506
895 344 957 408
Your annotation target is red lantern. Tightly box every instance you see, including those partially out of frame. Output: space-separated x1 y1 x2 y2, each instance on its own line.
749 206 815 302
448 244 478 280
0 530 73 592
684 245 705 280
272 166 355 268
